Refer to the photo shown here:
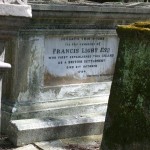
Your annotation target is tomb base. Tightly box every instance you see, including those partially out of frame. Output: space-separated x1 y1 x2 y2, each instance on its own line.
3 95 108 146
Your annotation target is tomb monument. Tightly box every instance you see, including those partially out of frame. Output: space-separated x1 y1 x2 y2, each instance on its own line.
1 0 150 146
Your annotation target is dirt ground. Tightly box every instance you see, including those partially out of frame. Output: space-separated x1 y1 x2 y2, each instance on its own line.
0 134 15 150
0 134 101 150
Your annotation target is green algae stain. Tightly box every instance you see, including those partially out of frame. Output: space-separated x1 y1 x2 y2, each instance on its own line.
101 22 150 150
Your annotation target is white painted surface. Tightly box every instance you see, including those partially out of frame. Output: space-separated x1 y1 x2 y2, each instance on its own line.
0 4 32 17
0 61 11 68
44 36 118 79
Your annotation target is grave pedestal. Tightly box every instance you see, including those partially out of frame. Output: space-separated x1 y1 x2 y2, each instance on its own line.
3 26 117 147
2 5 120 146
101 22 150 150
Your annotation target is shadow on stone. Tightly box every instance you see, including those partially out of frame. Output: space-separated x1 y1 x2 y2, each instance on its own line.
0 134 15 149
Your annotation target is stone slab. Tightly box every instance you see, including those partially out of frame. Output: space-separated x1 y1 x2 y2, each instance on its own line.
13 144 38 150
11 114 105 130
35 140 66 150
0 4 32 17
35 135 102 150
8 114 104 146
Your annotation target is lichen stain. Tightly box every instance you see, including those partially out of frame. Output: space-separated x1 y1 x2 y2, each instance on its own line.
102 21 150 150
29 70 40 98
44 71 112 86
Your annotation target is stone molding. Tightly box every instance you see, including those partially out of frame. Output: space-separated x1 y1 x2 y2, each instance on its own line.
0 0 27 5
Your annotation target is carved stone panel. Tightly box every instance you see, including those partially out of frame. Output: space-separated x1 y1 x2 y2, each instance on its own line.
44 35 119 86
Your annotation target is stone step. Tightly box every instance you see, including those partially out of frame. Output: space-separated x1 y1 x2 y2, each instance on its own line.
8 113 105 146
12 95 108 119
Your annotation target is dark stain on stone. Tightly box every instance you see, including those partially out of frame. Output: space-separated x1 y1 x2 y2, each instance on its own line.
101 22 150 150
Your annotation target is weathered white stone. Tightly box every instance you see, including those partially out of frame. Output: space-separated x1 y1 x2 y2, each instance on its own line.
13 144 38 150
0 61 11 68
44 36 118 81
32 3 150 14
35 141 66 150
0 0 27 5
15 95 108 115
0 4 32 17
8 114 105 146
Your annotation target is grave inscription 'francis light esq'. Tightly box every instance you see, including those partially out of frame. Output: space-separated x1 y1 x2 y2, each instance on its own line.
44 36 118 86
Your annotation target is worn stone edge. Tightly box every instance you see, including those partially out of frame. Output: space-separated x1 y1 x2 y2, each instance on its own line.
31 3 150 13
0 4 32 17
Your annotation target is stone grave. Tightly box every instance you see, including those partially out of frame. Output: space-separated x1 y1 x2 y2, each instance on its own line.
1 1 150 146
3 31 118 146
0 0 32 137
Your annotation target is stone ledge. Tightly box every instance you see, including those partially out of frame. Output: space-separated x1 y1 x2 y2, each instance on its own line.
8 114 104 146
0 4 32 17
14 144 39 150
31 2 150 14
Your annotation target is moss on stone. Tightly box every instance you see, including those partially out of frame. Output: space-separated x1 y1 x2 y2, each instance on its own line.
101 21 150 150
117 22 150 40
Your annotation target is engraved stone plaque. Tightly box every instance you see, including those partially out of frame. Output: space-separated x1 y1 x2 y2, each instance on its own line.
44 36 118 86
